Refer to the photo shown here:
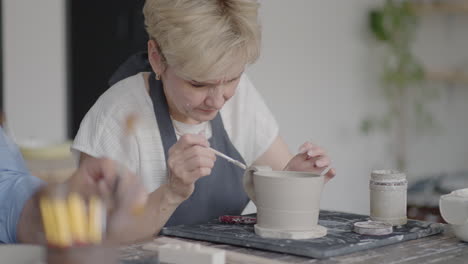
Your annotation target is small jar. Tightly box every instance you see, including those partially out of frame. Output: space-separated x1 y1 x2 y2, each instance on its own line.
370 170 407 225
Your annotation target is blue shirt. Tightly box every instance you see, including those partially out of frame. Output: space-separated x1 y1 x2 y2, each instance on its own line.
0 127 44 243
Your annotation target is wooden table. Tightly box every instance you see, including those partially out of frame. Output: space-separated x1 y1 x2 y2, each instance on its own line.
120 228 468 264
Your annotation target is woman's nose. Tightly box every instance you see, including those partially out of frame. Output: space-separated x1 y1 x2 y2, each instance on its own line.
205 86 225 109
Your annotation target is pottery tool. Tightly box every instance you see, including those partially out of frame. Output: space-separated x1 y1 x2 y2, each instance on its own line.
88 195 105 244
39 189 107 247
113 113 146 216
218 215 257 224
172 124 246 170
40 196 58 245
113 114 138 194
50 190 73 247
67 192 88 244
209 147 247 170
353 221 393 236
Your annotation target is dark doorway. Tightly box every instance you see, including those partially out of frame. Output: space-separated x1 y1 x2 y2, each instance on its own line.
67 0 148 138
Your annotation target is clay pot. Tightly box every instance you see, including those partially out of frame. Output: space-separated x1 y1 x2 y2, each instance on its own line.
243 166 326 239
440 188 468 242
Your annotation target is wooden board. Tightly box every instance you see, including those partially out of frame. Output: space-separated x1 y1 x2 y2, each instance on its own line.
160 210 445 259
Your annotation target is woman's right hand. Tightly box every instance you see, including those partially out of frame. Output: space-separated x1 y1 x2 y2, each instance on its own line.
166 134 216 202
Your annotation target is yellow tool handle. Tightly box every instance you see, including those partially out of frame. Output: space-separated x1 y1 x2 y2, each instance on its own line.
52 198 73 247
39 197 58 245
67 192 88 244
88 195 104 244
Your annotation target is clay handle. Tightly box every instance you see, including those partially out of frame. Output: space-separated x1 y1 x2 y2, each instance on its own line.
243 166 271 204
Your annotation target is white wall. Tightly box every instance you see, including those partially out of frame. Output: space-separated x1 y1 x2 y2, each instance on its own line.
3 0 468 214
3 0 67 143
248 0 390 214
248 0 468 214
407 14 468 182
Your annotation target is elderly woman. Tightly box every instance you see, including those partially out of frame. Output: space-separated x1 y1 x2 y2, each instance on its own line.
73 0 336 228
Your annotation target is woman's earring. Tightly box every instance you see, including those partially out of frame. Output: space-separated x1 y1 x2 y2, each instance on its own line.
155 72 160 80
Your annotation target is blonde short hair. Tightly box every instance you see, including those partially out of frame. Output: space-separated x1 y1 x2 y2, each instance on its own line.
143 0 261 81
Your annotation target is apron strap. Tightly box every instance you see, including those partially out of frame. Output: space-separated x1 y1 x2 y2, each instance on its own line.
108 51 152 87
148 73 178 160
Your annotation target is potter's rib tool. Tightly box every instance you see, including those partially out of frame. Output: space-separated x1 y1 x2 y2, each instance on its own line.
353 221 393 236
219 215 256 224
210 147 247 170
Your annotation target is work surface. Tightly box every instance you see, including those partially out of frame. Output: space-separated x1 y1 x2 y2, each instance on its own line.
160 211 444 259
120 230 468 264
120 213 468 264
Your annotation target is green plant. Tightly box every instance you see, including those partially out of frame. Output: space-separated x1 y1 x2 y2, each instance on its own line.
363 0 438 170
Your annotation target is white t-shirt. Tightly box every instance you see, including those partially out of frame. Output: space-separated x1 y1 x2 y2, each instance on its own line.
72 72 279 192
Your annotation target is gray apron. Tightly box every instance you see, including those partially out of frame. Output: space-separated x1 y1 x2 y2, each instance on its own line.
109 53 249 226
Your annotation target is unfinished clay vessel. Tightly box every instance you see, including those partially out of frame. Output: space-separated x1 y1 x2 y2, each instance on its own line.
243 166 326 239
440 188 468 242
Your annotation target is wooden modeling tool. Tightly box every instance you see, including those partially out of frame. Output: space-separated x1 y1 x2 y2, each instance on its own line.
40 196 58 245
113 113 145 216
209 147 247 170
172 124 246 170
39 189 105 247
88 195 105 244
67 192 88 244
51 190 73 247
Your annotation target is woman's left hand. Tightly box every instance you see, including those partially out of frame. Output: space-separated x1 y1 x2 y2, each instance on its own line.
283 142 336 183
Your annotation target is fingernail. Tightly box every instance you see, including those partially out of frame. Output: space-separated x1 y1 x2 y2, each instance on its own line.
307 150 314 157
298 146 307 154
